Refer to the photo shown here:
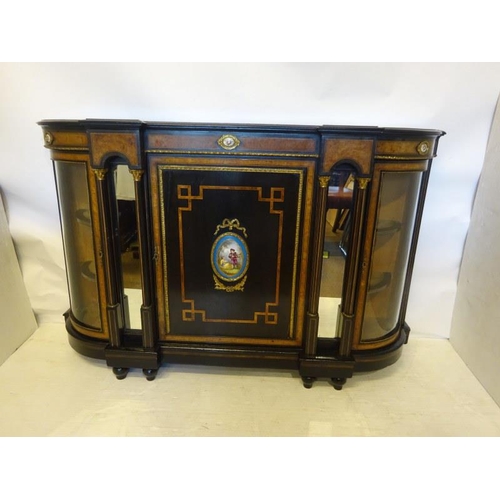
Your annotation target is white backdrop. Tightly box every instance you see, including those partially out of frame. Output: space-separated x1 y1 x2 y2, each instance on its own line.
1 62 499 337
450 98 500 405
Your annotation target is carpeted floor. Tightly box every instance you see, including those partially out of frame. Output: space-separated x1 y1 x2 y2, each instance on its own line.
1 324 499 436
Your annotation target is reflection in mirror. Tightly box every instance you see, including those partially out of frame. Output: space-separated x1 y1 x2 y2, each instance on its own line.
114 164 142 329
318 166 355 338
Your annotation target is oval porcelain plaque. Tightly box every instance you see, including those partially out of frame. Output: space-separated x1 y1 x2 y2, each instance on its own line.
211 232 249 282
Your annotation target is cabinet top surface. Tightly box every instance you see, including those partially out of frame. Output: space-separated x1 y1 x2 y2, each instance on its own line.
38 119 445 137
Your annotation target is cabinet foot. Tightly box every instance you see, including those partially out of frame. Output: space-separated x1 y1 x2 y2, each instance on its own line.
143 368 158 381
113 367 129 380
301 376 316 389
331 377 346 390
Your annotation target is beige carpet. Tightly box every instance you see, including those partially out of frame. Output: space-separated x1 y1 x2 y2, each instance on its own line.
1 324 500 436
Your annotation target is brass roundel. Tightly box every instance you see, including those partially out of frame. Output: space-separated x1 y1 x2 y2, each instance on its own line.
44 132 54 145
218 134 240 150
417 141 430 155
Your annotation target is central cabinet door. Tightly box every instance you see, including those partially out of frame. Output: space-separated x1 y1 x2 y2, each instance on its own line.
149 156 316 346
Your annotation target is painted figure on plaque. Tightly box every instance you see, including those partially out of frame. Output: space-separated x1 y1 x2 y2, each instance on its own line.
212 233 249 283
229 248 238 268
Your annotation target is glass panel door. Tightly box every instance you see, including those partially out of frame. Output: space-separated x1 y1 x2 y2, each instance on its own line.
54 161 101 329
361 171 422 341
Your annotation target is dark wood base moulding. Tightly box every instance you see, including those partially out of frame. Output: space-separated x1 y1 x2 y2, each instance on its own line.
66 316 407 388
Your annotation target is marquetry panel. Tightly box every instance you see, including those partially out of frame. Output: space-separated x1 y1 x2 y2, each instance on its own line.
320 138 374 175
375 138 437 159
89 131 141 168
146 131 319 156
41 129 89 151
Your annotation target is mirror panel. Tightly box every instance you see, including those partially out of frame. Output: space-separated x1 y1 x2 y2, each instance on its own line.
114 165 143 330
318 167 355 338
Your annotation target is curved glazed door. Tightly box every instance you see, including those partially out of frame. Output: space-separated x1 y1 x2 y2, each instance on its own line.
54 160 103 333
353 161 429 349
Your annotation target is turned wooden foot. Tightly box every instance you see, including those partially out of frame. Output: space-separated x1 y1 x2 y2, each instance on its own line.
301 376 316 389
331 377 346 390
113 367 129 380
143 368 158 381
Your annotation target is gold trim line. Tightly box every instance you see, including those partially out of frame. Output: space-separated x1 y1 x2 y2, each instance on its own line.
45 146 90 152
146 149 318 158
374 154 435 161
158 164 304 335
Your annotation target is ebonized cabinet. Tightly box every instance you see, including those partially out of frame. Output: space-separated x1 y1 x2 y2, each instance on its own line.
39 119 444 389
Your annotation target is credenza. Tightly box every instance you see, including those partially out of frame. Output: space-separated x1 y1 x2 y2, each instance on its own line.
39 119 444 389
